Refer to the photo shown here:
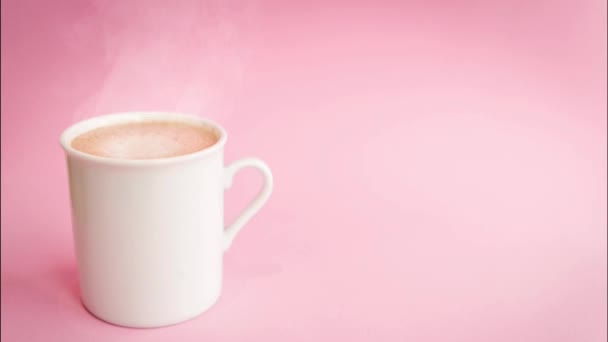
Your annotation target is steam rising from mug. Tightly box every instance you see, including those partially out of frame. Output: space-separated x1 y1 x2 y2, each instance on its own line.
72 0 253 122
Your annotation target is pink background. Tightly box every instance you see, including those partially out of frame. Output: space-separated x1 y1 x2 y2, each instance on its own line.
1 0 607 341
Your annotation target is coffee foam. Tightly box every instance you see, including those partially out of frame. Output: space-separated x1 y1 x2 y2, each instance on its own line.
71 121 219 159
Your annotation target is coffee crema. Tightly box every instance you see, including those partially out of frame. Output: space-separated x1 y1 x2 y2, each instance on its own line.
71 121 219 159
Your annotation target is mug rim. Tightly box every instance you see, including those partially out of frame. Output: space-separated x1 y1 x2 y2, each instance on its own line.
59 111 228 166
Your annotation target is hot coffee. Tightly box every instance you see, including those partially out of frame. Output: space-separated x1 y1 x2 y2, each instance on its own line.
71 120 219 159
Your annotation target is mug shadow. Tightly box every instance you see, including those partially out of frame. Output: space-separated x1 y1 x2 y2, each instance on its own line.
0 264 90 327
52 263 82 307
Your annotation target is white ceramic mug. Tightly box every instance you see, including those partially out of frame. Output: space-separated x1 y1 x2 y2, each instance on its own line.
60 112 273 328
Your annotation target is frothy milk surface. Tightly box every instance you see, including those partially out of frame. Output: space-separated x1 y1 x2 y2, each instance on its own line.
71 121 219 159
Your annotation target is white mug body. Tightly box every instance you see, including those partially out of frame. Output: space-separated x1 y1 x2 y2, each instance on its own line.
60 112 272 328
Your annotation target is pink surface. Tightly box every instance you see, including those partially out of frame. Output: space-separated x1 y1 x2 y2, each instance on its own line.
1 0 606 341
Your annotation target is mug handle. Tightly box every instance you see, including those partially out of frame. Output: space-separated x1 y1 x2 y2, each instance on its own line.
223 158 273 250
